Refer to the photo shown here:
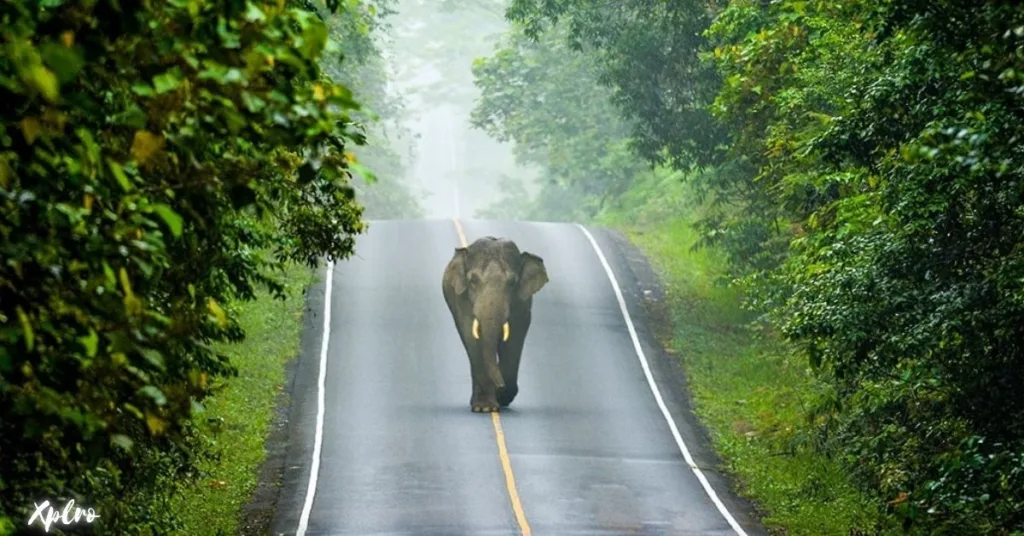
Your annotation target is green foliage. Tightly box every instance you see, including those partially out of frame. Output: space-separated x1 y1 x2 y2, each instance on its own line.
596 171 889 534
505 0 727 168
0 0 369 532
320 0 426 219
172 263 314 536
481 0 1024 533
470 22 643 220
709 1 1024 532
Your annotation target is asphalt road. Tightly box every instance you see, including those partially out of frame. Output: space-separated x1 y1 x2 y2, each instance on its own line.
270 219 764 536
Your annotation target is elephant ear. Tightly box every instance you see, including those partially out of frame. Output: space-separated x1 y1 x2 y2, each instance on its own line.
446 247 470 295
517 251 548 301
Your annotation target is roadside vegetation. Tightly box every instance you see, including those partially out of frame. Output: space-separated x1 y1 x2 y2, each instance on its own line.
0 1 419 534
170 263 315 535
472 1 1024 534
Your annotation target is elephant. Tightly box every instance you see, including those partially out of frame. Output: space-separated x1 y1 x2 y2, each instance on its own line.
442 236 549 413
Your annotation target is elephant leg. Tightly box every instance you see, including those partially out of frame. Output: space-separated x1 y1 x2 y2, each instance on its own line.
471 374 500 413
497 310 531 407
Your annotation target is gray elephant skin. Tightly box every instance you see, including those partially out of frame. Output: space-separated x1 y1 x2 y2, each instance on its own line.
442 236 549 412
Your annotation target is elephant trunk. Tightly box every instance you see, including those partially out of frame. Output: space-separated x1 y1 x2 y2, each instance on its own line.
471 319 503 389
471 317 506 391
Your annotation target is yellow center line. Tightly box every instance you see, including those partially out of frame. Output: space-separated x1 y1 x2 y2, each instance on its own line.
452 218 532 536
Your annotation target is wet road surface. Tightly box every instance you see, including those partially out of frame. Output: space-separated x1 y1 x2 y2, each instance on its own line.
270 219 764 536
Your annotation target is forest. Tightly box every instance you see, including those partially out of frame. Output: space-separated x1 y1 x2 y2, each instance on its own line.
2 0 1023 535
473 0 1024 534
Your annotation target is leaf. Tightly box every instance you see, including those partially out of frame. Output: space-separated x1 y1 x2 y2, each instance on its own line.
28 65 60 102
131 130 164 163
123 402 143 419
140 349 165 370
0 347 11 374
119 267 134 298
245 2 266 22
138 385 167 406
207 298 227 328
131 83 155 96
151 204 183 237
40 42 84 84
20 118 42 144
146 413 167 435
16 307 33 351
241 91 266 112
153 67 184 93
107 159 133 191
79 330 99 357
110 105 148 128
120 267 142 315
110 434 133 450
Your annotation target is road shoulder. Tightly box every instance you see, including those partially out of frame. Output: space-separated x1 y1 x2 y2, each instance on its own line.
240 265 328 536
583 225 766 534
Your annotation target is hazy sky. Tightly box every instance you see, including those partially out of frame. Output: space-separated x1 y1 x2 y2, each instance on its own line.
380 0 538 219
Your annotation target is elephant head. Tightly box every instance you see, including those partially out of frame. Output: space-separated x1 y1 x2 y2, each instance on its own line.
448 238 548 392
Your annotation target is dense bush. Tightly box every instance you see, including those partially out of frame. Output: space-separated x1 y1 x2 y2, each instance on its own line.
0 0 368 532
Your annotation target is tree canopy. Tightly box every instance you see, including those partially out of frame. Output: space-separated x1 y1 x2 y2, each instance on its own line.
0 0 389 531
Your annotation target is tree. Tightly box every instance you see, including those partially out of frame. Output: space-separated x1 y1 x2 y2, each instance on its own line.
505 0 727 169
470 22 642 220
0 1 369 531
708 1 1024 531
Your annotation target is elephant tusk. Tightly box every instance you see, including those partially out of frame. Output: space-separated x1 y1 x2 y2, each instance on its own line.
503 321 510 341
472 318 480 339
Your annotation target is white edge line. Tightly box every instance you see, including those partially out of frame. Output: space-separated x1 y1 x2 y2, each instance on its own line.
296 260 334 536
576 224 750 536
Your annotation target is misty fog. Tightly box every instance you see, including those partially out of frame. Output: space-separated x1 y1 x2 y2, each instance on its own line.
377 0 539 219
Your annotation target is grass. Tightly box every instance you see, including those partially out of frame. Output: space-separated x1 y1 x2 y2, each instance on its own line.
170 262 318 535
596 169 884 535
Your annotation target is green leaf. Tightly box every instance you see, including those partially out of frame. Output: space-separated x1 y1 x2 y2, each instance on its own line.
107 159 133 192
241 91 266 113
40 42 84 84
153 67 183 94
140 348 165 370
79 330 99 357
110 434 133 450
123 403 144 419
245 2 266 22
110 106 149 129
16 307 33 351
28 65 60 102
138 385 167 406
151 203 183 237
131 83 155 96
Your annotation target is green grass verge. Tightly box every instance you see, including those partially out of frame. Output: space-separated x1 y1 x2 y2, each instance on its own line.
170 262 318 535
596 169 884 535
